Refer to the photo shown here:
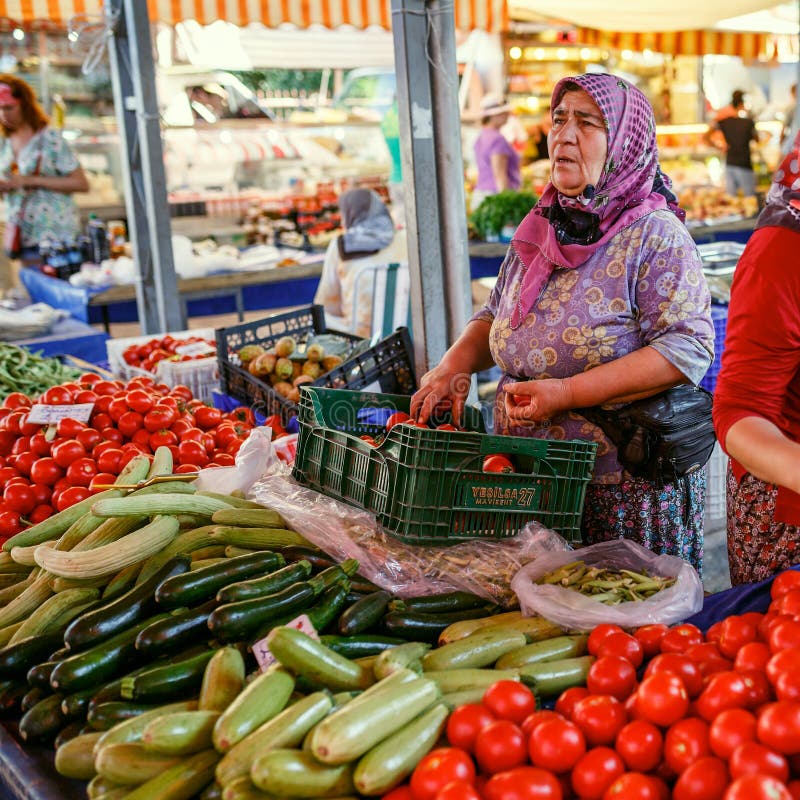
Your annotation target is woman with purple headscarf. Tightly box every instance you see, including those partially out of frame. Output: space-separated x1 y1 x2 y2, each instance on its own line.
411 74 714 573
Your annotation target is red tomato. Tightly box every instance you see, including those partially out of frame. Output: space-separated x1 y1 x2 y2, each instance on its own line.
2 392 31 409
474 720 527 774
175 463 199 474
125 389 154 415
521 710 564 738
107 397 130 423
41 386 74 405
28 483 51 507
29 458 64 486
12 452 36 479
90 412 113 431
634 625 669 660
729 741 790 782
386 411 411 431
571 695 627 747
739 669 773 710
528 717 586 773
144 406 178 433
483 767 562 800
75 427 102 452
756 701 800 755
3 483 35 515
435 782 481 800
132 428 152 450
635 673 690 727
56 486 90 511
410 748 476 800
769 619 800 654
775 669 800 702
117 411 144 439
695 671 750 721
65 458 98 488
556 687 592 721
89 473 117 493
602 772 664 800
27 504 53 524
663 717 710 774
96 448 123 475
445 704 496 753
194 406 223 430
771 589 800 617
708 707 757 759
735 641 772 673
570 747 625 800
588 625 625 657
787 780 800 800
482 454 515 473
614 720 663 773
177 440 209 468
51 439 87 469
767 648 800 686
587 656 637 702
0 510 23 537
383 788 414 800
771 570 800 600
671 756 728 800
55 418 86 439
597 633 644 670
73 390 98 405
483 681 537 724
646 654 703 700
149 429 178 450
660 624 704 654
725 774 792 800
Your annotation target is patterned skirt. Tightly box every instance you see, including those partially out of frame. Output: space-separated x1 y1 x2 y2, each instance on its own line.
581 471 706 578
726 468 800 586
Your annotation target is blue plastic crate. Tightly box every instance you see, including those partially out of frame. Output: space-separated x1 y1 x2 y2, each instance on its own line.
700 305 728 394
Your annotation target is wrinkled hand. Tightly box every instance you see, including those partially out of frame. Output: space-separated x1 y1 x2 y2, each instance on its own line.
503 378 574 424
410 365 472 425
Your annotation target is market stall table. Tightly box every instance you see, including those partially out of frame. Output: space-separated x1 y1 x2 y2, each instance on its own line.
13 316 109 364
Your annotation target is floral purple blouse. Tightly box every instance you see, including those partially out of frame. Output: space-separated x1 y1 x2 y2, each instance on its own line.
472 209 715 484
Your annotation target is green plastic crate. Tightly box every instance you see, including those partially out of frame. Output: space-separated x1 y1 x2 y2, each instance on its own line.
293 386 597 546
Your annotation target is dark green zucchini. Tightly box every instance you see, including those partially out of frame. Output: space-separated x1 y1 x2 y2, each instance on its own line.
337 590 392 636
53 720 85 750
316 558 359 589
276 545 335 571
48 647 70 661
63 556 191 651
0 632 69 680
306 582 352 634
27 661 58 690
20 685 48 714
381 606 495 643
19 693 67 743
216 560 312 604
155 551 285 609
61 686 97 719
120 649 215 704
135 599 218 658
319 633 408 658
86 700 161 731
349 577 383 594
393 591 489 614
50 612 170 694
208 577 326 642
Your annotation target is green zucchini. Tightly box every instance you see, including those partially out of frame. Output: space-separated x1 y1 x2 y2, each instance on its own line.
518 655 595 698
19 692 67 743
207 577 326 642
0 680 26 714
316 559 359 588
0 631 67 679
87 775 131 799
141 709 220 755
199 647 245 712
61 686 98 719
421 628 528 672
64 556 191 651
92 699 199 748
319 634 408 659
251 749 354 797
393 590 489 614
304 581 353 635
95 742 182 784
21 685 49 713
26 660 57 689
135 598 218 658
424 668 523 694
55 730 102 780
53 719 85 750
381 606 495 643
216 560 312 604
495 634 590 669
373 642 431 679
337 590 392 636
50 612 171 694
114 748 219 800
275 545 335 571
87 701 164 732
218 776 271 799
120 649 215 703
155 551 285 609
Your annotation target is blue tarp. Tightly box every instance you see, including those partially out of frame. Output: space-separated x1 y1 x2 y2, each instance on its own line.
14 316 109 364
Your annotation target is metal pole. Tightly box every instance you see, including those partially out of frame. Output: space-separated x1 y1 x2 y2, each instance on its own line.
105 0 184 334
391 0 472 377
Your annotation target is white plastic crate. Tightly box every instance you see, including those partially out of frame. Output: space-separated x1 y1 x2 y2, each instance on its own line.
106 328 220 402
705 442 729 522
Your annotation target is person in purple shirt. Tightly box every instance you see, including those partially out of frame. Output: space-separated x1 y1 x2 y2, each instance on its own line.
472 94 521 210
413 74 714 575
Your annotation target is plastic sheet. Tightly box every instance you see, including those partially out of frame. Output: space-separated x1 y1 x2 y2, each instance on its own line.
511 538 704 630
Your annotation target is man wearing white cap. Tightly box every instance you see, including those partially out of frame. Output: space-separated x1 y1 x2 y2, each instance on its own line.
472 94 521 210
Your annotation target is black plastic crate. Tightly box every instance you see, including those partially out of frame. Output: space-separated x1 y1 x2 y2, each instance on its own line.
216 305 416 424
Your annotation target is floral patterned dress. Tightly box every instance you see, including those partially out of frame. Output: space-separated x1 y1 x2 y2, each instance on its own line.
0 127 82 248
473 210 715 574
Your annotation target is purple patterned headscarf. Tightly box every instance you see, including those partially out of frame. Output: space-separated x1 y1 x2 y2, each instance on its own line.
510 74 685 328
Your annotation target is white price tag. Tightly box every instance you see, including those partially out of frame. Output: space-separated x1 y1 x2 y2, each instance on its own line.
175 341 216 357
26 403 94 425
252 614 318 673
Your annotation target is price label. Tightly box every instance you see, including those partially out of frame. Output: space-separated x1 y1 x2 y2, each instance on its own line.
252 614 318 673
26 403 94 425
175 341 216 357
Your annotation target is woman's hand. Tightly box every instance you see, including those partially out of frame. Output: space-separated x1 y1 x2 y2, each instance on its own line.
0 175 22 192
503 378 574 424
410 366 473 425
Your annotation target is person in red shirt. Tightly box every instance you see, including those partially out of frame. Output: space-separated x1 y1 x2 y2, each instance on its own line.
712 130 800 585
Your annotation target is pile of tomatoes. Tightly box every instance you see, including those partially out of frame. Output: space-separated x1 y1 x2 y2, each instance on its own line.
0 373 258 538
385 569 800 800
121 334 217 373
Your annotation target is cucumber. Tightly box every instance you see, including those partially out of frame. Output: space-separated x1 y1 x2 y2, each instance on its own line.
354 703 449 796
199 647 245 712
120 649 215 703
210 508 283 527
95 742 182 784
382 606 495 643
50 612 171 694
19 692 67 743
373 642 431 679
92 493 233 518
64 556 191 650
87 701 164 732
92 700 199 750
421 629 528 671
101 562 142 601
266 626 374 691
0 631 67 679
142 710 220 755
215 690 332 787
195 491 265 509
55 730 102 780
216 560 312 604
135 599 218 658
518 655 595 698
319 634 409 659
337 590 392 635
212 666 295 752
309 675 440 764
135 526 220 585
207 577 326 642
251 749 355 797
395 590 490 614
495 634 590 669
114 748 219 800
26 660 57 689
155 551 285 609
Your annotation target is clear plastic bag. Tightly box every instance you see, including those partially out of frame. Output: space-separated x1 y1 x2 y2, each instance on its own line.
510 538 704 630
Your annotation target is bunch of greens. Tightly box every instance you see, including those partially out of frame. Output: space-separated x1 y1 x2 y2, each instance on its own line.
469 190 538 240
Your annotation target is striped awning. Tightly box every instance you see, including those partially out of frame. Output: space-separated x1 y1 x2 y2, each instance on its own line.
575 27 772 60
0 0 509 31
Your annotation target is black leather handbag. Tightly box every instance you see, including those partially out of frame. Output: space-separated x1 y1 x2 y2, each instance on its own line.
578 384 716 486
